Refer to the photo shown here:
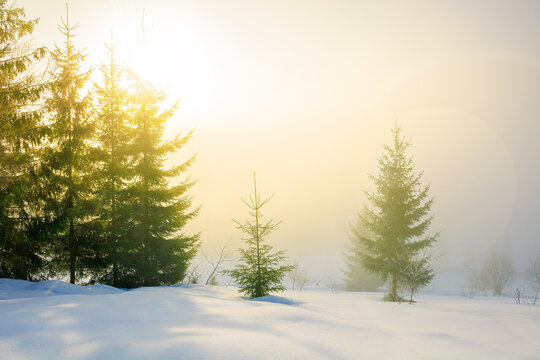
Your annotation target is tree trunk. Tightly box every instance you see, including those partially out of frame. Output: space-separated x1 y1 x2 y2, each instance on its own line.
113 262 118 286
69 217 75 284
253 173 261 298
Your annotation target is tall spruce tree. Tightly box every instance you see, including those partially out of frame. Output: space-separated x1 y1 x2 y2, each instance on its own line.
122 64 199 287
91 35 133 286
359 123 436 302
0 0 48 279
43 6 98 284
227 173 294 299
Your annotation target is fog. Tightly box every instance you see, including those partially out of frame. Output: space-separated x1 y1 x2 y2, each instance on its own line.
22 0 540 280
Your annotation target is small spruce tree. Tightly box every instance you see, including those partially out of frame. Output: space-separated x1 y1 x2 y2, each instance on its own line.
359 123 437 302
227 173 294 299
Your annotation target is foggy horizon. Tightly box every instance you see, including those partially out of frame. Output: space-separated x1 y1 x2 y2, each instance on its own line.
20 0 540 280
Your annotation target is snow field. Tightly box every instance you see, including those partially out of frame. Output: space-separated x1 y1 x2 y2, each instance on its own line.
1 279 539 359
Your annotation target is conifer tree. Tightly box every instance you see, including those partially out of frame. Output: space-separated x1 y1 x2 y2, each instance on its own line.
359 123 436 302
91 35 133 286
343 214 383 292
0 0 48 279
227 173 294 299
123 62 199 287
43 5 98 284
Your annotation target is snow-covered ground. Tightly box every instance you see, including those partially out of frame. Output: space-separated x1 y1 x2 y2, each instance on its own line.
1 279 539 359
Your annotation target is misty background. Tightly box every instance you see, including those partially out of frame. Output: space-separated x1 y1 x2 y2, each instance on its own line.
20 0 540 283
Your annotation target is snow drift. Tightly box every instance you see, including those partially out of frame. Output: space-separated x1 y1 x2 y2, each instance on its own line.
0 279 539 359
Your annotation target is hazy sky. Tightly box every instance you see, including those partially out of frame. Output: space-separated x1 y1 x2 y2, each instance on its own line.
20 0 540 279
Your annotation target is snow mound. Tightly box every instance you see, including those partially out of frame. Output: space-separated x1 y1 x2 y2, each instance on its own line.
251 295 302 305
0 278 124 300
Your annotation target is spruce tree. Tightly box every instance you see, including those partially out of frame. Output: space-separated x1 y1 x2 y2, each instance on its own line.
123 70 199 287
0 0 48 279
343 214 383 292
359 123 436 302
91 36 133 286
227 173 294 299
43 6 98 284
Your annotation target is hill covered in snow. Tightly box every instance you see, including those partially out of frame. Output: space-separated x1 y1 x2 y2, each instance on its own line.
0 279 539 359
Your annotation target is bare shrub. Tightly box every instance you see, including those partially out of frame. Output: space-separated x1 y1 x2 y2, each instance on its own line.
526 249 540 304
513 288 521 304
203 242 234 286
328 277 338 294
185 262 202 284
288 260 309 291
297 271 308 291
469 251 515 295
398 255 434 304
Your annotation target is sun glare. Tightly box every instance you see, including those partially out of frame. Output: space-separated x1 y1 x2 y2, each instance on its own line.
127 42 166 82
109 17 167 84
104 10 220 122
